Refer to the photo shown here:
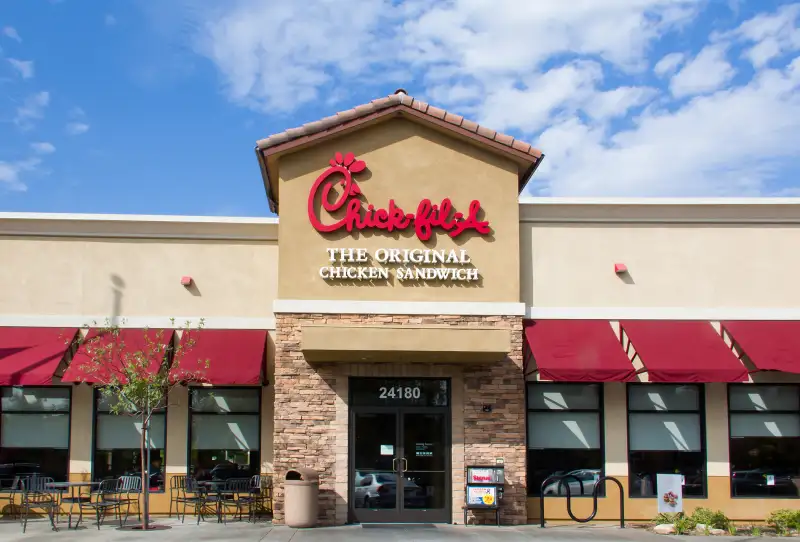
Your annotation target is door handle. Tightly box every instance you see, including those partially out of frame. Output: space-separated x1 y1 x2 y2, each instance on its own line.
392 457 398 472
401 458 408 472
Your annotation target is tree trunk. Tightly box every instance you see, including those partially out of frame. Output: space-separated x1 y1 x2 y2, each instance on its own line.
140 416 150 529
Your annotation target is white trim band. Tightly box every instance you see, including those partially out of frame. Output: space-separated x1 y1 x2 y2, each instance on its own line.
0 315 276 330
274 299 526 316
526 306 800 321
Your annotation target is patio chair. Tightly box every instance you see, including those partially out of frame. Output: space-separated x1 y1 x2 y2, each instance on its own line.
0 476 22 519
218 478 252 524
20 476 58 533
168 474 186 518
113 476 142 525
248 475 272 521
178 477 207 525
76 479 122 530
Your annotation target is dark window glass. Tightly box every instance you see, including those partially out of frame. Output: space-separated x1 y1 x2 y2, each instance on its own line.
527 383 603 497
0 387 70 488
627 384 706 498
729 385 800 498
93 392 166 491
189 388 260 481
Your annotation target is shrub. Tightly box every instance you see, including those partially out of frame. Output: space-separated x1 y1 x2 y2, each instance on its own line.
727 523 737 536
674 513 696 535
751 524 762 537
767 509 800 535
654 512 679 525
690 507 731 530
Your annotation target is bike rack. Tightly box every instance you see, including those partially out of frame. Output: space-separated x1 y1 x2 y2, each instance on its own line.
539 475 624 529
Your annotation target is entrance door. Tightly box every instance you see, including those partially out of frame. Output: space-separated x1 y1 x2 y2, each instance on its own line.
349 378 450 524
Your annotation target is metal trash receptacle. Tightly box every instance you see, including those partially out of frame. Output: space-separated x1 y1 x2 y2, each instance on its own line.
284 468 319 528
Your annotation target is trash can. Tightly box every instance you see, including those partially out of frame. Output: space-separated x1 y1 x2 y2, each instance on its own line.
284 468 319 528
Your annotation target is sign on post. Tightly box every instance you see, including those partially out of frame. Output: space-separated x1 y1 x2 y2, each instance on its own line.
656 473 683 513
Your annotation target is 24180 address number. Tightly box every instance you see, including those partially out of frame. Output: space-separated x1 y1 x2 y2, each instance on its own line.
379 386 421 400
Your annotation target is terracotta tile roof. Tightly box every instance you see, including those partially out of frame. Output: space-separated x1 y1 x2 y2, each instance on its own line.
255 90 543 160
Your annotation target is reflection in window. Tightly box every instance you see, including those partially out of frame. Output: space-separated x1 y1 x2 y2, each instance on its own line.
729 385 800 498
0 387 70 488
93 391 166 490
189 388 260 481
526 383 603 497
627 384 706 498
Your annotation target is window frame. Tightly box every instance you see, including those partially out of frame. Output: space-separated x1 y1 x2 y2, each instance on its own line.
187 386 262 479
525 382 606 498
90 388 168 492
727 383 800 500
625 383 708 499
0 385 72 483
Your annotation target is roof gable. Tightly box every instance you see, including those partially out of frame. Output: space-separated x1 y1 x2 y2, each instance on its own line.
255 91 544 213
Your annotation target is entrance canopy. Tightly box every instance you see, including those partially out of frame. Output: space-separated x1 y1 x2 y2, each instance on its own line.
722 320 800 373
524 320 635 382
0 327 78 386
621 320 748 383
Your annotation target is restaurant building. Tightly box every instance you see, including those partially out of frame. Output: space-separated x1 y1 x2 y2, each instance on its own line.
2 91 800 526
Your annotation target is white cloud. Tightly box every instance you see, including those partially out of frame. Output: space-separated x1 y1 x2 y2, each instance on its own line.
105 14 117 26
0 158 41 191
68 106 86 118
732 3 800 68
2 26 21 42
30 142 56 154
670 44 736 98
174 1 800 197
66 122 90 135
8 58 34 79
14 91 50 128
654 52 685 76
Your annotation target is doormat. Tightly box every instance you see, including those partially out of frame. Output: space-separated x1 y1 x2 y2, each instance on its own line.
361 523 436 529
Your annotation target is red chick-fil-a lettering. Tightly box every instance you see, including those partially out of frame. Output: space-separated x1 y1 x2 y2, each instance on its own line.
307 153 490 241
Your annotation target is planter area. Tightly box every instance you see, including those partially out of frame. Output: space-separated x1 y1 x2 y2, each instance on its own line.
643 508 800 537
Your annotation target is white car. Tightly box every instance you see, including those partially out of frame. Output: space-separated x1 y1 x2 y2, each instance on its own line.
353 471 426 508
541 469 601 496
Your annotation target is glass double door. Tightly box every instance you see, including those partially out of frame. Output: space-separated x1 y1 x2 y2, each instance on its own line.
350 407 450 523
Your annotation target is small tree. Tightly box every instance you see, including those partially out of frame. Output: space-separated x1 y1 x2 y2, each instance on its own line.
73 318 209 530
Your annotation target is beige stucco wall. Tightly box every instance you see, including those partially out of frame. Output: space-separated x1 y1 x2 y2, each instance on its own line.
0 236 278 320
519 203 800 309
275 118 522 303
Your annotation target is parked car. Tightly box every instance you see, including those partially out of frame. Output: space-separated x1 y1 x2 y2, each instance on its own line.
353 471 426 508
541 469 601 496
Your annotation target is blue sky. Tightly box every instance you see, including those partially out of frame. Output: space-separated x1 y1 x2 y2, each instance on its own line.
2 0 800 217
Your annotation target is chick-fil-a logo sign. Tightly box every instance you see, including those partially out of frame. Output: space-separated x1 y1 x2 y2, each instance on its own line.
307 152 490 242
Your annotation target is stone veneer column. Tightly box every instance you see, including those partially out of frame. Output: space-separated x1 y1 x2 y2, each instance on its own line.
272 313 526 526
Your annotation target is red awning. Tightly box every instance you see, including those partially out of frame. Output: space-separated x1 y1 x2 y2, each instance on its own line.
171 329 267 385
621 320 748 383
62 328 173 384
722 321 800 373
524 320 636 382
0 327 78 386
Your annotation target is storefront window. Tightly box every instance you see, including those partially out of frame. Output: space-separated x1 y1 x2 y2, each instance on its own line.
93 392 166 491
527 383 603 497
729 385 800 498
627 384 706 498
0 387 70 487
189 388 260 481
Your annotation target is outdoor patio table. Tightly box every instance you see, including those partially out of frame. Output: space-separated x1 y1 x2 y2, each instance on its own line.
198 481 229 523
46 481 98 529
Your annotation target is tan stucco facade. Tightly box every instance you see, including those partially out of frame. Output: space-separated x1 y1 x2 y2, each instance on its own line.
3 105 800 526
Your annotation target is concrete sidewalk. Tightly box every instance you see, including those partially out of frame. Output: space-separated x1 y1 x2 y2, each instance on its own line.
0 518 749 542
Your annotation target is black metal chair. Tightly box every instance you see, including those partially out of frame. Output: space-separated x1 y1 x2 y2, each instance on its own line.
218 478 252 523
178 477 207 525
20 476 58 533
248 475 272 521
111 476 141 525
76 479 121 530
0 476 22 520
168 475 186 518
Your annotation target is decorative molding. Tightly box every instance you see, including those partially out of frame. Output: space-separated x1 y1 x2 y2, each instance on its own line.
526 306 800 321
274 299 526 316
0 314 276 330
